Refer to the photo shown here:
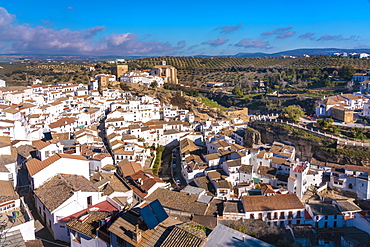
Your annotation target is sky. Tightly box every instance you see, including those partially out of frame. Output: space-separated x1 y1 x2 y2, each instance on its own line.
0 0 370 56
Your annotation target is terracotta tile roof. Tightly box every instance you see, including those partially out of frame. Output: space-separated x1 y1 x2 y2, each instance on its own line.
163 129 180 135
0 136 11 148
92 153 111 161
108 210 169 247
91 173 131 196
3 107 20 114
310 157 343 168
26 153 88 176
114 149 134 155
242 194 304 212
215 180 232 189
257 166 277 178
34 174 98 212
119 160 143 177
32 140 54 150
293 165 306 173
239 164 253 174
271 157 289 165
226 159 241 167
194 176 216 196
260 183 276 195
344 164 370 173
0 147 17 166
25 239 44 247
121 134 137 140
67 211 113 238
145 188 209 216
49 117 76 129
101 164 116 171
180 138 198 153
212 139 230 148
60 200 119 222
205 153 221 161
127 171 165 199
160 223 206 247
0 181 18 204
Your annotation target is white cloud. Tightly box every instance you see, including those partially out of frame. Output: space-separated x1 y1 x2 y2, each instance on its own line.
0 7 184 55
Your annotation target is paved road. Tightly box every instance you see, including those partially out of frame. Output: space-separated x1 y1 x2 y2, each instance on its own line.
171 147 188 187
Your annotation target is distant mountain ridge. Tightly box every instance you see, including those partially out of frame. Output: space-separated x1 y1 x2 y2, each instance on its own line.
233 48 370 58
2 48 370 61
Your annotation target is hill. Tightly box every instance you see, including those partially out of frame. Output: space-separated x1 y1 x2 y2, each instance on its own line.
234 48 370 58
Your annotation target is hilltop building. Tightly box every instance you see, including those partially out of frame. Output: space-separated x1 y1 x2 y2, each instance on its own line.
150 61 178 84
111 64 129 79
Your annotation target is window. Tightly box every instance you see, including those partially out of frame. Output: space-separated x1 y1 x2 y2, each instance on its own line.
250 213 254 219
334 215 337 220
296 211 301 218
324 222 328 228
325 215 328 220
288 211 293 219
280 212 285 219
87 196 92 207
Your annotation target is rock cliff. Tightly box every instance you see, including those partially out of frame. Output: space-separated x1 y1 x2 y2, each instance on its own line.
249 121 370 167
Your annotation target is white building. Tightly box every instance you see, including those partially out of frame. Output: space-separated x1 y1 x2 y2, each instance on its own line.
26 153 90 189
33 174 105 242
242 193 305 227
0 181 35 241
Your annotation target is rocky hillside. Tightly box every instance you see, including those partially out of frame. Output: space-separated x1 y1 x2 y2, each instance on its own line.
248 121 370 167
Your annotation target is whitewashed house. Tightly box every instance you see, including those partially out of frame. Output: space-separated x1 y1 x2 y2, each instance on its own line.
26 153 90 189
33 174 104 242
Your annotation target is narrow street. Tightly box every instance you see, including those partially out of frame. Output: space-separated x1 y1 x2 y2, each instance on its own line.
17 169 68 247
158 146 174 182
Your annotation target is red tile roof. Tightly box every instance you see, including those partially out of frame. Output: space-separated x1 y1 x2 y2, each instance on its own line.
242 194 304 212
59 200 119 222
49 117 76 129
293 165 306 173
26 153 88 176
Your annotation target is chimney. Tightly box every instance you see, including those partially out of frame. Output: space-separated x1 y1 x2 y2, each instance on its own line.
75 141 81 155
133 224 142 242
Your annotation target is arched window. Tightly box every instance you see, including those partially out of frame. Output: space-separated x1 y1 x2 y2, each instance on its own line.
297 211 301 218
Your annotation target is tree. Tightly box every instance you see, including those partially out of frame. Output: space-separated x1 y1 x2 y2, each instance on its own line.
150 81 158 88
317 118 334 129
338 65 355 81
280 105 305 122
232 87 243 97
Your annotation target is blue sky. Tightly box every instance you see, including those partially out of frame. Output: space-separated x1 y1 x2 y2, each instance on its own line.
0 0 369 56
